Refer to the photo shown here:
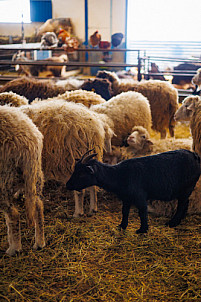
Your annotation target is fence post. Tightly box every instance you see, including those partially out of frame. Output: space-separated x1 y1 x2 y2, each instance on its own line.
137 50 142 81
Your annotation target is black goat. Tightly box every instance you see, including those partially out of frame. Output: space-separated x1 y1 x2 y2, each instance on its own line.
66 149 200 233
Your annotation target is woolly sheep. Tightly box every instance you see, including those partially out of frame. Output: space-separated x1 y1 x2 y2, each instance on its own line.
0 106 45 255
0 77 66 103
91 91 152 146
175 95 201 155
21 100 113 217
42 90 106 107
0 91 29 107
97 70 179 139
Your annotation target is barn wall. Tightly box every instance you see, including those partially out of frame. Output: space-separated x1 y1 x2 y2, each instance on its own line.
0 0 126 44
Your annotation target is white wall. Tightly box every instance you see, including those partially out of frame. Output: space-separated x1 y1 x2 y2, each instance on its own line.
0 0 126 44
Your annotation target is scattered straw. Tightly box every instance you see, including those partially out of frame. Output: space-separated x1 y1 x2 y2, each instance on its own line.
0 122 201 302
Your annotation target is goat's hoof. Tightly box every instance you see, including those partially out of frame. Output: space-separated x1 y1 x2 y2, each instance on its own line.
166 220 180 228
136 228 148 234
118 224 127 231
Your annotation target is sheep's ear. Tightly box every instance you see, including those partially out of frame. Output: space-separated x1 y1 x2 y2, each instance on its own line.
86 166 95 174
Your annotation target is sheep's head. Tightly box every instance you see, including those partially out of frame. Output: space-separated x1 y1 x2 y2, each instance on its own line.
81 78 112 100
174 95 201 122
192 68 201 86
127 126 153 153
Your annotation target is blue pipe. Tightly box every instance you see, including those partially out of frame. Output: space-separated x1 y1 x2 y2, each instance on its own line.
84 0 88 61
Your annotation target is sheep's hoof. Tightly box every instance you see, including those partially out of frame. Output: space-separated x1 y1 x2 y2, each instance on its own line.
6 247 21 256
118 224 127 231
33 242 45 251
88 209 98 217
73 212 84 218
136 228 148 234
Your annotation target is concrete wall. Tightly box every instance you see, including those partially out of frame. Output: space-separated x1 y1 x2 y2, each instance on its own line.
0 0 126 44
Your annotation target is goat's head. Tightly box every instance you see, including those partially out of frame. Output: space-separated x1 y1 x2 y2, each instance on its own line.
66 149 98 191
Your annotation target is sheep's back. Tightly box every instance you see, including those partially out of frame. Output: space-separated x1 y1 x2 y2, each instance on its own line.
21 100 105 183
92 91 152 145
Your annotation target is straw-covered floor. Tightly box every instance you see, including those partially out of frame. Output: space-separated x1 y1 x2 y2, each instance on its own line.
1 122 201 302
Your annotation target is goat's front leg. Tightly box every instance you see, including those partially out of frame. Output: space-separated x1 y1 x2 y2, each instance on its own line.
73 190 85 217
33 197 45 250
136 202 148 234
4 205 22 256
119 202 131 230
88 186 97 216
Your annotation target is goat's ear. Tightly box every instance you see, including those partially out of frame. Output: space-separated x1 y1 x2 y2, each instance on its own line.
86 166 95 174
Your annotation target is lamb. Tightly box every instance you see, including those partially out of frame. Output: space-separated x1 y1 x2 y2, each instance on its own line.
96 70 179 139
103 126 193 165
0 91 29 107
126 126 193 155
43 90 106 107
0 106 45 255
90 91 152 146
0 77 66 103
20 100 113 217
66 149 200 233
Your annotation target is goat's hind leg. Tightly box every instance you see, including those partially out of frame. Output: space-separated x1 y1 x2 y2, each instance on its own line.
167 191 191 228
136 202 148 234
3 204 22 256
119 202 131 231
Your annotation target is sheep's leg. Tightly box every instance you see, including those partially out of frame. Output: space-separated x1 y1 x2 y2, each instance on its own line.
167 197 189 228
88 186 97 216
136 203 148 234
119 202 131 230
33 198 45 250
4 205 21 256
73 190 85 217
160 129 167 139
169 124 175 137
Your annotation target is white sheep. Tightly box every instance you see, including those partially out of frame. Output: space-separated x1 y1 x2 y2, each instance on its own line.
97 70 179 139
192 68 201 89
21 99 114 217
91 91 152 146
38 89 106 108
0 106 45 255
0 91 29 107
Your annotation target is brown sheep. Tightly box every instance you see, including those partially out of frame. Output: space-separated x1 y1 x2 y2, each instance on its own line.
0 106 45 255
96 70 179 139
0 77 66 103
21 100 113 217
